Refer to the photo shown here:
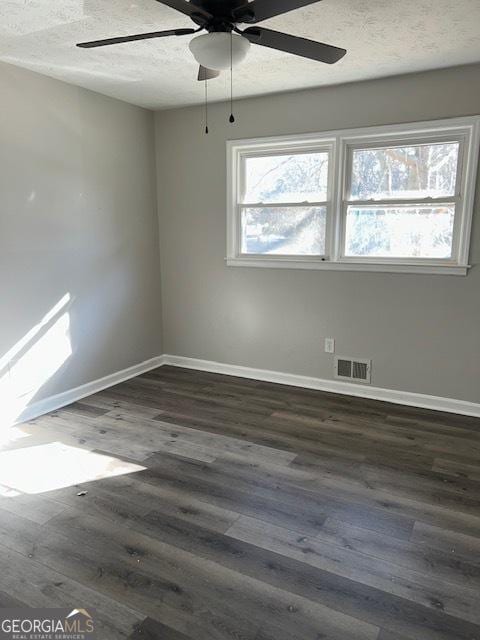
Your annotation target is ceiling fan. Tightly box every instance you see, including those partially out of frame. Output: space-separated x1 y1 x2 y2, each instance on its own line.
77 0 347 81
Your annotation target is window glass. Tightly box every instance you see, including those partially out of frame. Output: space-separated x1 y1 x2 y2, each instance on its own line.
350 142 459 200
241 206 326 256
344 205 455 259
244 152 329 204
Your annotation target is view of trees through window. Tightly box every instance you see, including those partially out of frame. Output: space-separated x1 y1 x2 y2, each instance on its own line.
350 142 459 200
346 142 459 258
242 152 328 255
241 207 326 255
345 206 455 259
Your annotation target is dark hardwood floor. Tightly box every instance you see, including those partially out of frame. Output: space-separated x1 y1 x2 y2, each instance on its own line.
1 365 480 640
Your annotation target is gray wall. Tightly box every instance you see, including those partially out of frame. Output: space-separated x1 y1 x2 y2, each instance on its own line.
155 63 480 403
0 61 162 422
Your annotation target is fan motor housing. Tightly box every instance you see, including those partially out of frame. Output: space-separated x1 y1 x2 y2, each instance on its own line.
189 0 256 27
190 0 246 12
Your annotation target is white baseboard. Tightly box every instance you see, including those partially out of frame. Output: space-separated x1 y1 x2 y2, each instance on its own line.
14 352 480 425
15 355 166 426
162 354 480 418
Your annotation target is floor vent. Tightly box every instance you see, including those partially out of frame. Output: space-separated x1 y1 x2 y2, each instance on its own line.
334 356 371 384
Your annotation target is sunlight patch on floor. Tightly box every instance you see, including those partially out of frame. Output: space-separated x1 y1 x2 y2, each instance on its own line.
0 424 31 451
0 442 145 494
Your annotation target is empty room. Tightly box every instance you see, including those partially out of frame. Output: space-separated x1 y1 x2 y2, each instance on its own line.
1 1 480 639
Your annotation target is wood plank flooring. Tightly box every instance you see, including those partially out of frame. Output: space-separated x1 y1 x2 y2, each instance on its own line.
1 365 480 640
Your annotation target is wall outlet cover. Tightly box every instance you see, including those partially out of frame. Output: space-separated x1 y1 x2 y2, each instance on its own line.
325 338 335 353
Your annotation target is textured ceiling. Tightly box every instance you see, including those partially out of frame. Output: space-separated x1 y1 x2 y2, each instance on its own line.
1 0 479 110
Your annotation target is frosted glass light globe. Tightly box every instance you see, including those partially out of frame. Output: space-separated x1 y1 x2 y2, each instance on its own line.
189 32 250 71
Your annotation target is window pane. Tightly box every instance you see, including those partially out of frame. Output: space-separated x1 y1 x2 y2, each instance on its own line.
244 152 329 204
350 142 459 200
241 207 326 255
344 206 455 259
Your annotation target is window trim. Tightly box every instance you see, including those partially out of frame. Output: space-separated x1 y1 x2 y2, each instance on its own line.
226 116 480 275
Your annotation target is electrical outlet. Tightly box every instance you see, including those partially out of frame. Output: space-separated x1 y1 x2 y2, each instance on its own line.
325 338 335 354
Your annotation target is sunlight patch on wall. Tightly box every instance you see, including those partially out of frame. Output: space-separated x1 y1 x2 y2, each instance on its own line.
0 442 145 494
0 484 21 498
0 294 73 428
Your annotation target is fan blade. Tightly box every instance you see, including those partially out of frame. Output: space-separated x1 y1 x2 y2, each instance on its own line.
77 28 196 48
234 0 321 23
242 26 346 64
154 0 212 21
197 66 220 81
76 27 196 48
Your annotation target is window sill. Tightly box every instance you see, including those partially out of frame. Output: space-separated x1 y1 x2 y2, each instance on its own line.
225 257 470 276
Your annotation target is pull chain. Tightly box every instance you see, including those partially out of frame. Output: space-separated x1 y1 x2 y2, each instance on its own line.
204 78 209 134
229 31 235 124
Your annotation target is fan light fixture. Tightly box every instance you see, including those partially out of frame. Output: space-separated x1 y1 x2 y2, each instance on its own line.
189 32 250 71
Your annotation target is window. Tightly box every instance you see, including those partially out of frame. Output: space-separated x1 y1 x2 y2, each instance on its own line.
343 140 461 262
239 147 332 258
227 117 480 274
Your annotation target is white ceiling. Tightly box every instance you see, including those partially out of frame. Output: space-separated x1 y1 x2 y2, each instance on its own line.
1 0 479 110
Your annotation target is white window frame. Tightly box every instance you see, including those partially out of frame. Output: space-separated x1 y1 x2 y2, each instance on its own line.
226 116 480 275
